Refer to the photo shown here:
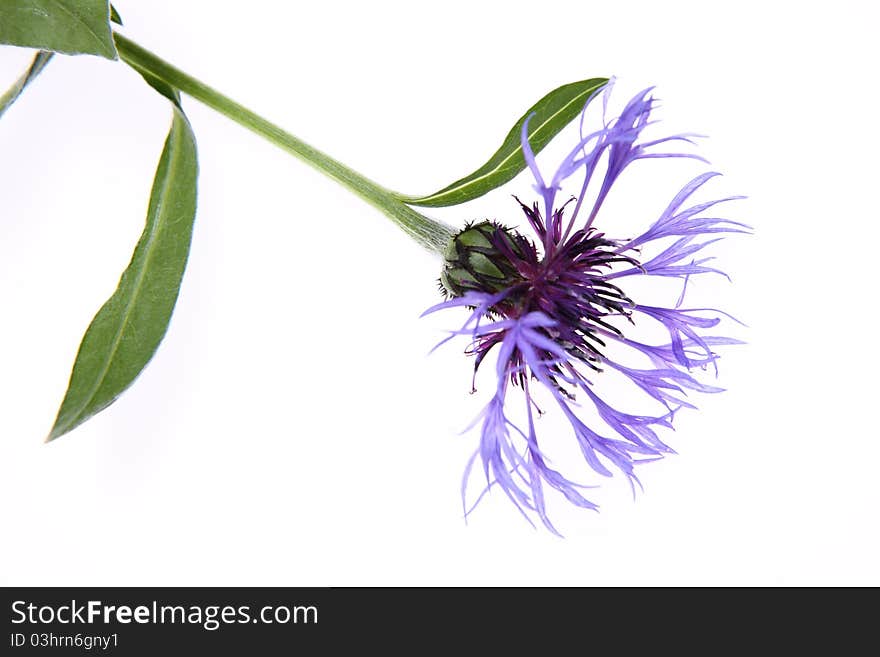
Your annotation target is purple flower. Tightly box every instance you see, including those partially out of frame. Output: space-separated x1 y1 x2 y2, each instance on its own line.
425 81 748 534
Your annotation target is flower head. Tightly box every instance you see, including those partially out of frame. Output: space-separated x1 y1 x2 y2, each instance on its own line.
425 81 748 534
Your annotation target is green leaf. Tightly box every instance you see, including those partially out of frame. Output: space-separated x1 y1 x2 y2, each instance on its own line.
0 0 117 59
0 50 53 118
399 78 608 208
48 100 199 441
109 3 121 25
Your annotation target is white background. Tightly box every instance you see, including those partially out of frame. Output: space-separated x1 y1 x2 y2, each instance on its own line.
1 0 877 585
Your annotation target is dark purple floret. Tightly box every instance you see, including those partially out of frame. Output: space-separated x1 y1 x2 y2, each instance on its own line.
424 81 748 534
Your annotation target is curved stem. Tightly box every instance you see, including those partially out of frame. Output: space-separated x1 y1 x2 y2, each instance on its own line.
112 32 453 254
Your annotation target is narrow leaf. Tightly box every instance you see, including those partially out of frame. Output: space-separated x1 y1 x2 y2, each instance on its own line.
48 101 198 441
0 50 53 118
0 0 117 59
399 78 608 208
109 3 121 25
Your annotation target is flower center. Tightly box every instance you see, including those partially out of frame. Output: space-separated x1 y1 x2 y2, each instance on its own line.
440 217 637 371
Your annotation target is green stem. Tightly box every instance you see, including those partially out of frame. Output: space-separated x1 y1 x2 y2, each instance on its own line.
112 32 453 254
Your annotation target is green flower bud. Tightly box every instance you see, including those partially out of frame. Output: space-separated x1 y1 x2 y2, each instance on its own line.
440 221 525 298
